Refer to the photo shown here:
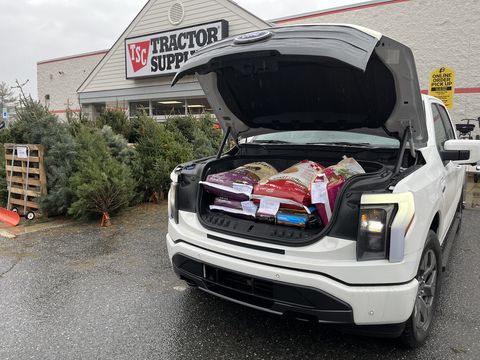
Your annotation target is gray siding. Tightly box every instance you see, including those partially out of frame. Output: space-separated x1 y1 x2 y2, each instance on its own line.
78 0 269 95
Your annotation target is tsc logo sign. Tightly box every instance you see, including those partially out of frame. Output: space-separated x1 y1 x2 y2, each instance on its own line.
128 41 150 72
125 20 228 79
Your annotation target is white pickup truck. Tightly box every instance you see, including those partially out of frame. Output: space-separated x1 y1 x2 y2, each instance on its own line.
166 24 480 347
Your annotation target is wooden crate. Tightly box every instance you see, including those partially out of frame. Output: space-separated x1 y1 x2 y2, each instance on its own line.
4 144 47 216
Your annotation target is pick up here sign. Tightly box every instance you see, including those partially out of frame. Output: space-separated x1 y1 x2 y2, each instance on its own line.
125 20 228 79
429 67 455 109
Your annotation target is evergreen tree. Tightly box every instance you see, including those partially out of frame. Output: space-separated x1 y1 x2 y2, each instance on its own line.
198 113 223 151
9 96 77 215
68 127 135 219
0 82 16 111
164 114 222 158
135 115 193 198
164 116 197 143
101 125 142 203
101 125 137 166
96 109 131 140
0 128 12 206
191 126 216 158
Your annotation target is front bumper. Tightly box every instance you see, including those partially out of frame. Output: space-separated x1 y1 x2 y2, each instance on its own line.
173 252 354 323
167 234 418 326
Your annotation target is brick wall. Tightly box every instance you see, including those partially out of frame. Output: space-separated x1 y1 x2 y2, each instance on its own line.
274 0 480 136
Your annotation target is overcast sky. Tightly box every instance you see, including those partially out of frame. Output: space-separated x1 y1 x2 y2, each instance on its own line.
0 0 364 98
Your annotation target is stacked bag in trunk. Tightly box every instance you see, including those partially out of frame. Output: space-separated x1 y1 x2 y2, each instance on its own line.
202 157 365 229
201 162 278 218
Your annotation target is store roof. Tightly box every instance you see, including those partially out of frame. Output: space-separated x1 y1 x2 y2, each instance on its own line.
37 49 108 65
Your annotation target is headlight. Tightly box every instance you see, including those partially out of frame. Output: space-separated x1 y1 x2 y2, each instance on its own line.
168 182 179 224
357 204 396 261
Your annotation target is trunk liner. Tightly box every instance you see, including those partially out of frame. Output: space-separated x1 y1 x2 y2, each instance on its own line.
203 211 316 245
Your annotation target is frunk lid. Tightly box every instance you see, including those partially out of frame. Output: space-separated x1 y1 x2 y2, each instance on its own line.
173 24 427 145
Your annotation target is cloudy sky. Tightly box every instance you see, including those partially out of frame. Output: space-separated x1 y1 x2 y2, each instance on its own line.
0 0 364 98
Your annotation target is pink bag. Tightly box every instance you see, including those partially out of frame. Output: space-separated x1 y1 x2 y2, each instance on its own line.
311 168 345 226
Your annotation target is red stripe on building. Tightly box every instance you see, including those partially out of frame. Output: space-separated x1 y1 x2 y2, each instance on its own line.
49 107 128 114
422 88 480 95
455 87 480 94
273 0 410 24
50 109 81 114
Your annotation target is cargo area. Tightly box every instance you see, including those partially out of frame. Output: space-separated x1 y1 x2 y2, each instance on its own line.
197 145 396 246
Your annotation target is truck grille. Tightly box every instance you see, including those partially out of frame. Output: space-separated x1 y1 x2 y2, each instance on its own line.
172 253 353 323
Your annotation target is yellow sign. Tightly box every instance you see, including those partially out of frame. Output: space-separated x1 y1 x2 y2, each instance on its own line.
429 67 455 109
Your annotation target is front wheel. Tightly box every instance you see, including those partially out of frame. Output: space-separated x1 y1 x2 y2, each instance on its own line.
401 230 441 348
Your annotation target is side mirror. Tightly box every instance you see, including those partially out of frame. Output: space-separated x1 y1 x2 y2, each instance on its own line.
444 139 480 164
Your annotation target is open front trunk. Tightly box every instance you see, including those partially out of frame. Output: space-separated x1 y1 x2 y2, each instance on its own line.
171 24 427 246
197 145 396 246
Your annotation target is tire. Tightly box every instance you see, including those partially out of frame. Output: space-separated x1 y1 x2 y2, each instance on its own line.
25 211 35 221
401 230 442 348
474 174 479 183
11 207 18 213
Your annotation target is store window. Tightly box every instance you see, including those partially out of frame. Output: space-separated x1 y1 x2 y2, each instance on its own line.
129 99 212 120
129 101 150 117
152 100 185 116
186 98 211 115
94 103 106 114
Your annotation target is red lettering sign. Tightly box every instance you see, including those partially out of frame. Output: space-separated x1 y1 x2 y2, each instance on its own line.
128 41 150 72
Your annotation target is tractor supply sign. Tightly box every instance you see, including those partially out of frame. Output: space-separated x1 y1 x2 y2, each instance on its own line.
125 20 228 79
429 67 455 109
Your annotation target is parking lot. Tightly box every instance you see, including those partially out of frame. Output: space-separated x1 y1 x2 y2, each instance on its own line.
0 203 478 360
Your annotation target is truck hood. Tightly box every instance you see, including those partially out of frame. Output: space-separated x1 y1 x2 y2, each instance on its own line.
173 24 427 146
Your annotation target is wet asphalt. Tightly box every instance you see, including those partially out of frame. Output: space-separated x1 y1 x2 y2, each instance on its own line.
0 203 479 360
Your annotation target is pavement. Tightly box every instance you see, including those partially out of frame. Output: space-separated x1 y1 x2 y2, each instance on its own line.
0 215 75 238
0 203 479 360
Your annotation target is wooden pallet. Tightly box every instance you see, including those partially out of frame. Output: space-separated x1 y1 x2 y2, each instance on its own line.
4 144 47 216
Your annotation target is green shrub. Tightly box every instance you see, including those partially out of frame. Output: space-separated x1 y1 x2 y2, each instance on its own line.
68 127 135 218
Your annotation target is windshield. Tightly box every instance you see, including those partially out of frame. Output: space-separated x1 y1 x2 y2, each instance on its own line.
251 130 399 147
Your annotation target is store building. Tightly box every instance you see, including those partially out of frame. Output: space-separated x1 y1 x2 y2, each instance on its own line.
37 0 480 126
37 50 108 118
271 0 480 127
76 0 268 120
